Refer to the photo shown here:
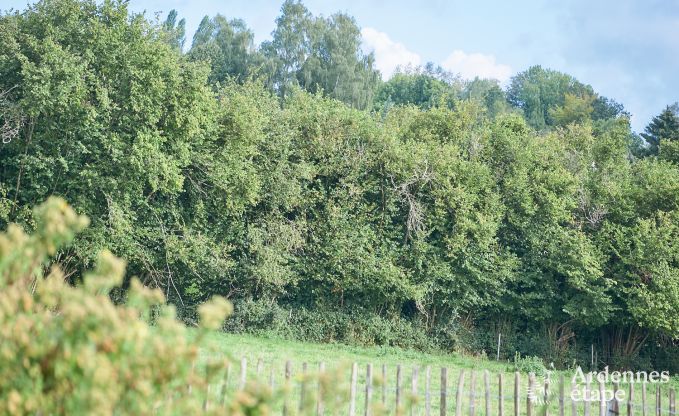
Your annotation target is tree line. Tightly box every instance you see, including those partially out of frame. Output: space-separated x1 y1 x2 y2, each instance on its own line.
2 0 679 370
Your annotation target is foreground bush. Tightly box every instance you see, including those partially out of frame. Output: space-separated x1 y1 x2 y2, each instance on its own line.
0 197 411 415
0 198 233 415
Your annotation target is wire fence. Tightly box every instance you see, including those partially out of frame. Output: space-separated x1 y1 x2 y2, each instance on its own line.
187 356 678 415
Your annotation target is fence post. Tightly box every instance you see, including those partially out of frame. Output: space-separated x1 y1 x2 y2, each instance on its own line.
256 358 263 376
656 385 661 416
425 366 432 416
599 379 606 416
584 372 591 416
470 371 477 416
382 364 388 406
365 363 373 416
283 360 292 416
544 377 551 416
643 382 648 416
239 357 247 391
203 383 211 412
187 360 195 394
300 362 308 412
484 370 490 416
411 365 419 416
629 382 635 416
454 369 463 416
559 374 565 416
269 365 275 390
349 362 358 416
571 376 578 416
515 372 520 416
527 372 535 416
499 373 504 416
220 361 231 407
317 362 325 416
613 382 620 415
669 389 676 416
440 367 448 416
396 364 403 412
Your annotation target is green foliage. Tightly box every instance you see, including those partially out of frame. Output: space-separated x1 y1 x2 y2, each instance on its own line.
512 353 548 377
374 64 461 110
641 103 679 155
507 65 624 130
3 0 679 375
261 0 379 109
0 198 231 415
189 15 261 84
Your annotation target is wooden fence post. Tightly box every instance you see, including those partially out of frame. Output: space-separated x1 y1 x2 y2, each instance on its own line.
527 373 535 416
515 372 520 416
629 382 635 416
484 370 490 416
499 373 504 416
425 366 432 416
239 357 247 391
269 365 275 390
300 362 308 412
453 369 463 416
613 382 620 415
283 360 292 416
642 382 648 416
396 364 403 412
669 389 676 416
411 366 419 416
220 361 231 406
584 373 591 416
440 367 448 416
365 363 373 416
571 376 578 416
656 385 661 416
187 360 195 394
349 362 358 416
256 358 263 376
317 362 325 416
382 364 388 406
544 377 551 416
470 371 477 416
559 374 565 416
599 379 606 416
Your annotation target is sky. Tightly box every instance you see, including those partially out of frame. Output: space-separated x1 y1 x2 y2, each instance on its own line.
4 0 679 132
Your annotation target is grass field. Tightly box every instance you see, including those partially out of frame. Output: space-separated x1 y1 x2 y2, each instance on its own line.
192 330 679 415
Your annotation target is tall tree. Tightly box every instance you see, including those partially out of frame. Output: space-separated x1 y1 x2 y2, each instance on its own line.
162 9 186 50
640 103 679 155
374 64 461 110
507 65 624 129
261 0 379 109
189 15 261 84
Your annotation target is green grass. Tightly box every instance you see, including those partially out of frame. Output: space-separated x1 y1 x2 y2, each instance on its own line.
191 331 679 415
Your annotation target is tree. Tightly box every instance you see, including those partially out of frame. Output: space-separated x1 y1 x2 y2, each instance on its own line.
162 9 186 50
507 65 624 130
549 92 595 126
373 64 461 110
261 0 379 109
640 103 679 155
189 15 261 84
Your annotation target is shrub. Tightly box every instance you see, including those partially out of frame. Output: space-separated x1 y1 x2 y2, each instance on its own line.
512 352 549 377
0 197 413 415
0 198 230 415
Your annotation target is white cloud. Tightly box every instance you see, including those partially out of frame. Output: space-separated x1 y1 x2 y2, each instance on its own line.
441 50 512 83
361 27 421 79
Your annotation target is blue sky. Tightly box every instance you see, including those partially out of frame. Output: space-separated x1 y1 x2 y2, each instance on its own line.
4 0 679 131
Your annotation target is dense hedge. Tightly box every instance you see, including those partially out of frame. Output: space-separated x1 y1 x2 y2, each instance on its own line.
2 0 679 371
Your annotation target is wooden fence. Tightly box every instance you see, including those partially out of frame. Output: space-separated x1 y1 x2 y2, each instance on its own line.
197 357 678 415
